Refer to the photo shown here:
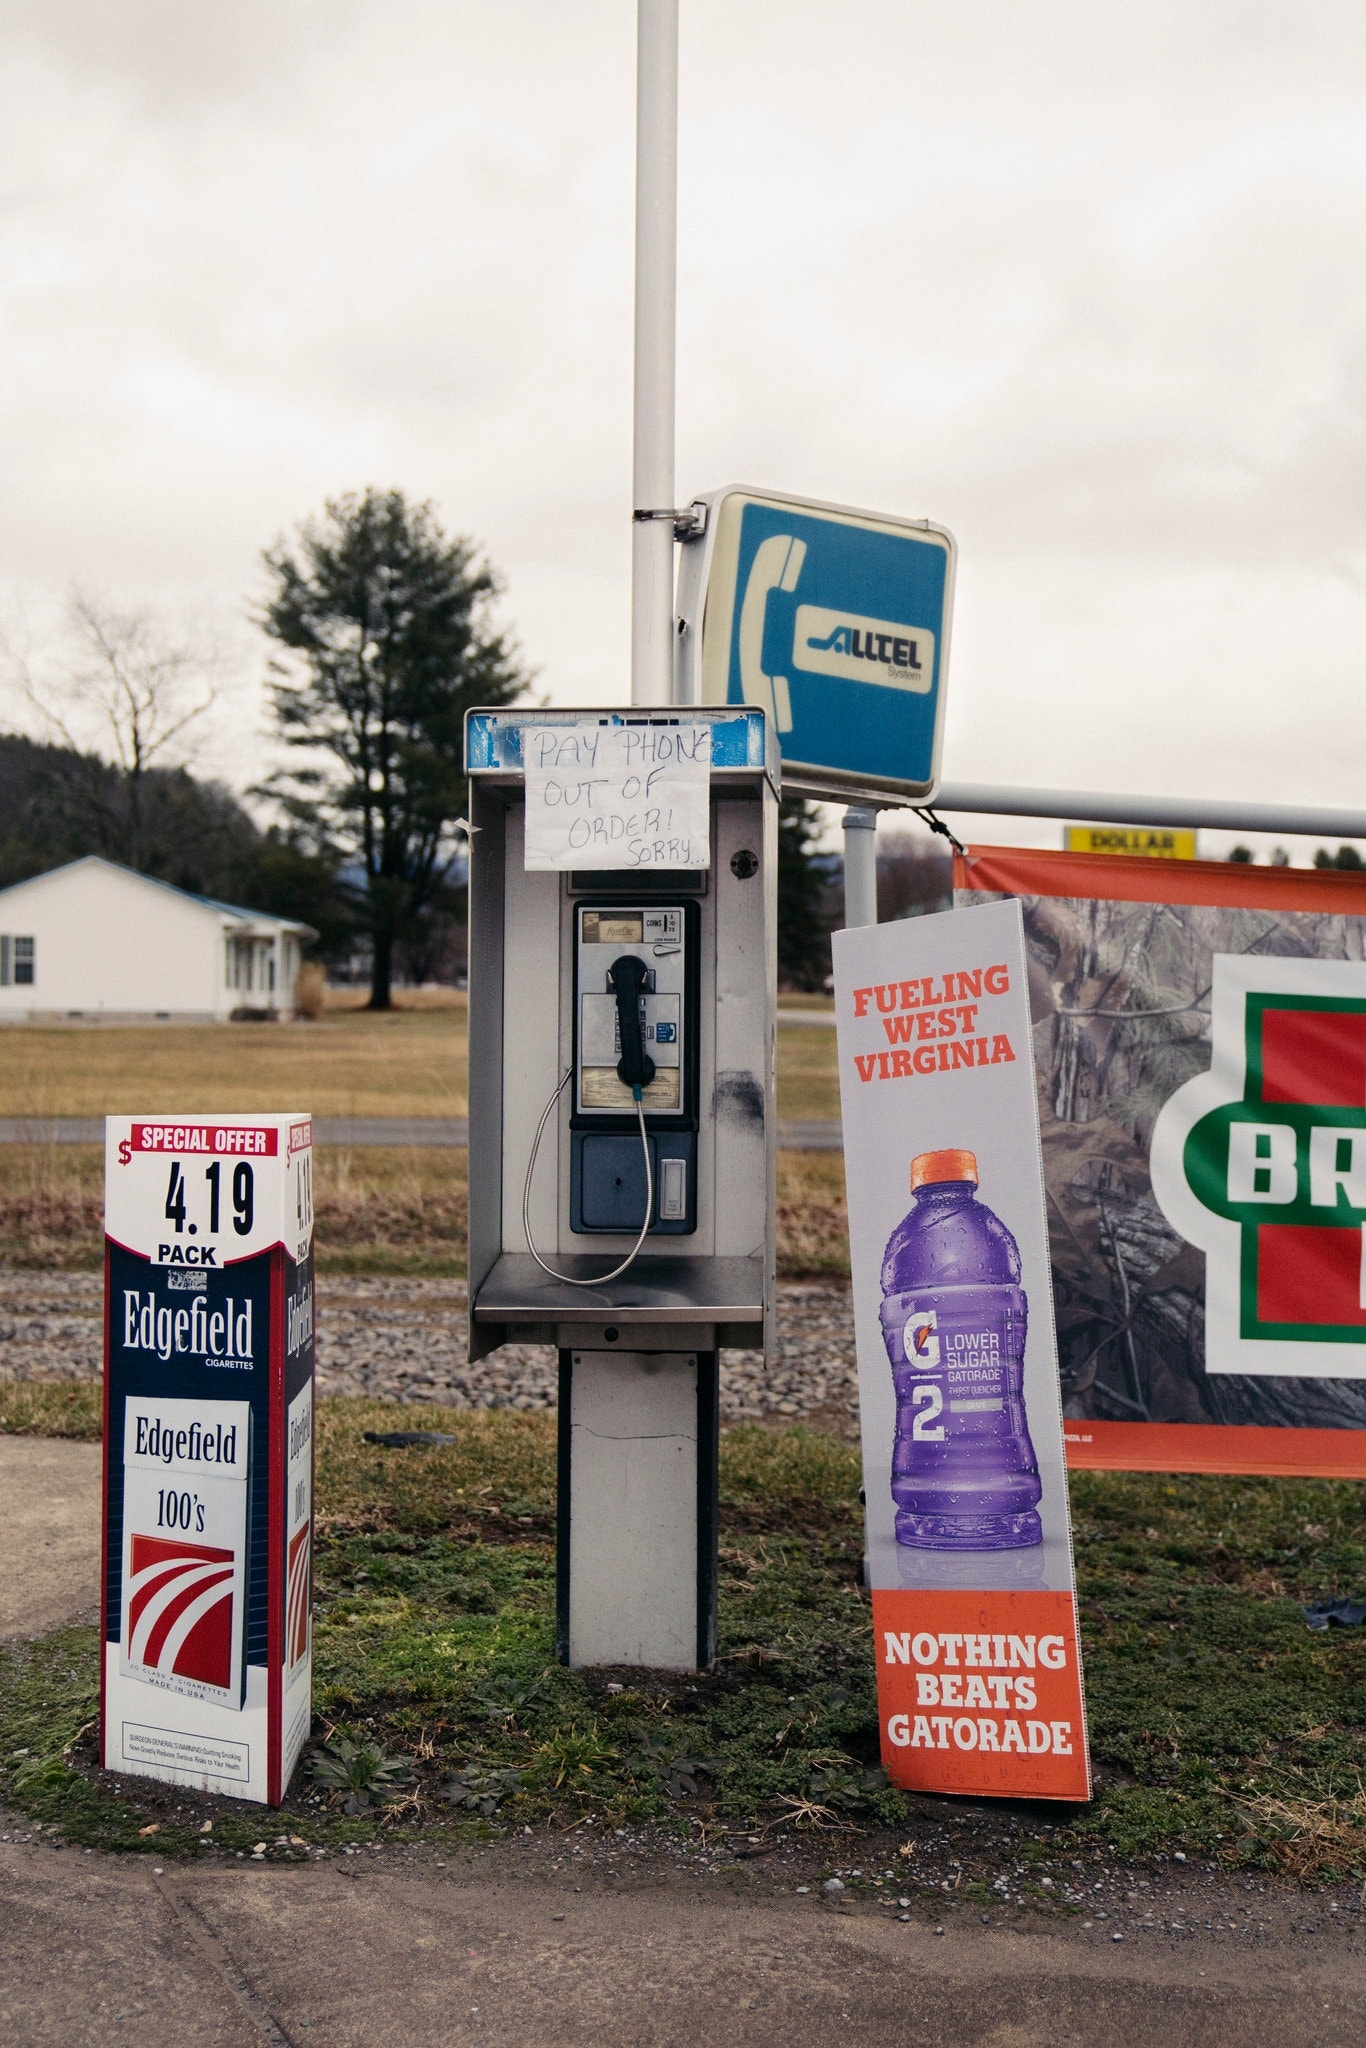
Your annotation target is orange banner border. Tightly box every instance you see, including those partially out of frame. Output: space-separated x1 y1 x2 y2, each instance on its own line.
954 844 1366 914
1065 1419 1366 1478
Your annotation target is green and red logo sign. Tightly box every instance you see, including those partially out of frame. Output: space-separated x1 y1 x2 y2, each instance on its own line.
1152 957 1366 1379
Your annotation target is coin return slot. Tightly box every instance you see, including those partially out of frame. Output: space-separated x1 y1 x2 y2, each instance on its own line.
659 1156 687 1222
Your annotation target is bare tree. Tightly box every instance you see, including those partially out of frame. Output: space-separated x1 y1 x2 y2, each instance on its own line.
6 591 220 869
876 818 952 923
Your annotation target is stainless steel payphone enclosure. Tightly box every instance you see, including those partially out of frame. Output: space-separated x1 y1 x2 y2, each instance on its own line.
464 706 778 1670
465 705 777 1357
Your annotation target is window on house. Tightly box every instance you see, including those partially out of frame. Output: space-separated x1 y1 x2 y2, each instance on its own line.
227 938 253 990
1 936 34 986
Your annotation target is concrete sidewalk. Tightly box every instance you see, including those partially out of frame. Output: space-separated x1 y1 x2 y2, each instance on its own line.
0 1435 101 1639
2 1831 1362 2048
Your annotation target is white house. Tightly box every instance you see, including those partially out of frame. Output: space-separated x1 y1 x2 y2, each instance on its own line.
0 856 316 1023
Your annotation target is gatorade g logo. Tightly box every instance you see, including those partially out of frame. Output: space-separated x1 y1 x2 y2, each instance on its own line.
903 1307 940 1369
1152 957 1366 1377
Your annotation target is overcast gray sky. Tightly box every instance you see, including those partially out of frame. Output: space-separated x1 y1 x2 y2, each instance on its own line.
2 1 1364 851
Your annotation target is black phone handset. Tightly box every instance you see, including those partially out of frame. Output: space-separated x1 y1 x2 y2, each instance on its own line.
522 955 655 1288
607 956 655 1093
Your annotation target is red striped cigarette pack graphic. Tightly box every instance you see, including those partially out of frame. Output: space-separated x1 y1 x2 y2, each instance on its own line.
286 1520 311 1671
125 1533 236 1690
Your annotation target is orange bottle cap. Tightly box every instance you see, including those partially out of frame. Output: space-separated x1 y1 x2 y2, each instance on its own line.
910 1148 978 1190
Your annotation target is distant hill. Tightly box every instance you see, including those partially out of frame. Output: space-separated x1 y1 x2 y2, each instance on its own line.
0 732 351 960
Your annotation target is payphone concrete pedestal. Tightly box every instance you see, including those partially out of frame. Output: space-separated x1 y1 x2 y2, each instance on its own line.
465 707 777 1670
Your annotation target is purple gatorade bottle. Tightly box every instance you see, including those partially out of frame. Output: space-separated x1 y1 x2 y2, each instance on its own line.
879 1149 1042 1550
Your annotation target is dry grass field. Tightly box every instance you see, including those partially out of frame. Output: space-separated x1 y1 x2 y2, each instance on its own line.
775 1020 840 1119
0 1143 848 1277
0 990 845 1270
0 992 470 1121
0 993 839 1122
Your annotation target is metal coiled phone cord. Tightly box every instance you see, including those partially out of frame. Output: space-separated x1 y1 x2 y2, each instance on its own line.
521 1069 654 1287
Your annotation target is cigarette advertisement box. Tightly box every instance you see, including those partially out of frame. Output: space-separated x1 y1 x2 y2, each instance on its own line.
833 901 1091 1801
101 1114 315 1805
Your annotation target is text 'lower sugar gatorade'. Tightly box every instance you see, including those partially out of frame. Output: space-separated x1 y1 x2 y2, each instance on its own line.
880 1148 1042 1550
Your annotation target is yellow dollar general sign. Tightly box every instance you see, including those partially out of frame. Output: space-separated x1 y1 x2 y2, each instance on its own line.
1064 826 1196 860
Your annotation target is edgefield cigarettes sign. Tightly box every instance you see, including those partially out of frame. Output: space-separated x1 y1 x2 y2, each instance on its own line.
102 1112 316 1806
833 899 1091 1801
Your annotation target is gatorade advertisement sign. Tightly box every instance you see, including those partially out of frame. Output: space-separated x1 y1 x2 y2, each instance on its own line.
833 899 1091 1802
101 1115 315 1805
958 846 1366 1477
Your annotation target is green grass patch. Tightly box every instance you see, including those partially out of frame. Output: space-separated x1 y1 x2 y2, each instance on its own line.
1068 1470 1366 1874
4 1404 1366 1883
0 1380 102 1438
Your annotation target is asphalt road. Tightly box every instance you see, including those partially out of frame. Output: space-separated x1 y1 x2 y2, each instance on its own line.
3 1828 1364 2048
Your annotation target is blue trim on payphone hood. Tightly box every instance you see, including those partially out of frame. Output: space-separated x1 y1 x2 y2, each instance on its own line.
464 708 770 775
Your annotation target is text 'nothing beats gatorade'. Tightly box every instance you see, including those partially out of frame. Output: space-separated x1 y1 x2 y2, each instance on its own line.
879 1149 1042 1550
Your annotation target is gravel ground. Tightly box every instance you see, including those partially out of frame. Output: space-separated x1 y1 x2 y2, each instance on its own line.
0 1271 860 1433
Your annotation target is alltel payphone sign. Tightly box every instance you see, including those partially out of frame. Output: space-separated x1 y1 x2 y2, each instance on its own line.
676 486 957 802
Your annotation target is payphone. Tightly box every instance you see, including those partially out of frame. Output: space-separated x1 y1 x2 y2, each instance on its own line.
464 707 778 1671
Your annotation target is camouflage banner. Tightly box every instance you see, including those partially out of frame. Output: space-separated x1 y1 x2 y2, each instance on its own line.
956 848 1366 1477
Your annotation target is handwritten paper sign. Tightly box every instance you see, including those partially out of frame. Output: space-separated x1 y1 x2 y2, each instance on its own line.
522 722 712 871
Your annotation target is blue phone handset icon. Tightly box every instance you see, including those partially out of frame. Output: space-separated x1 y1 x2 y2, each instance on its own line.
737 533 805 734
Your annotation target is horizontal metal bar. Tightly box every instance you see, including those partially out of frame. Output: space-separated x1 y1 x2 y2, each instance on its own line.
315 1117 468 1148
0 1113 845 1151
0 1116 475 1149
934 782 1366 842
776 1118 843 1151
0 1118 104 1145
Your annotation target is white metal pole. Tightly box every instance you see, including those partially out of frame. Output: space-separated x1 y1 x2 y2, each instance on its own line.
933 780 1366 843
842 807 879 928
631 0 678 708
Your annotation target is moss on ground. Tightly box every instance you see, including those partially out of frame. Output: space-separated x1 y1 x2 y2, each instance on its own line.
3 1403 1365 1882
